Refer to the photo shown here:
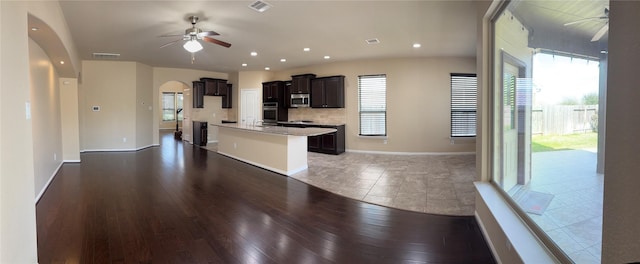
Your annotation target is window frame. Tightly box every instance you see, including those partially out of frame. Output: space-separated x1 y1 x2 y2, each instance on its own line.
162 92 183 122
450 73 478 138
358 74 387 137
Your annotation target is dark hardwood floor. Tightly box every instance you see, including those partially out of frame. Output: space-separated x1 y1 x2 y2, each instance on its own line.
36 132 495 263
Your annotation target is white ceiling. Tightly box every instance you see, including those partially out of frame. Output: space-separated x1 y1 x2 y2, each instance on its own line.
57 0 478 73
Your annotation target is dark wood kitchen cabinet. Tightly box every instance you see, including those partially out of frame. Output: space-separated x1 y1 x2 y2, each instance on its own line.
262 81 285 102
192 81 204 108
221 84 232 109
279 122 345 155
201 78 228 96
307 125 345 154
290 74 316 94
311 75 345 108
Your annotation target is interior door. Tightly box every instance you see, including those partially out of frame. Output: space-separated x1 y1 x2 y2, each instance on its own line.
241 88 260 126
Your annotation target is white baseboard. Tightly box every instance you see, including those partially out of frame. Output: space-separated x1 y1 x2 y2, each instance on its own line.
82 144 159 152
63 159 81 163
345 149 475 155
35 161 64 203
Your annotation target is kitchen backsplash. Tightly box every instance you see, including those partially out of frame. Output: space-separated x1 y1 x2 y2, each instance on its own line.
288 108 346 124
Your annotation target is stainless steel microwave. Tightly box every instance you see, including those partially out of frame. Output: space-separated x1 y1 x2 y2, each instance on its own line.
290 94 310 107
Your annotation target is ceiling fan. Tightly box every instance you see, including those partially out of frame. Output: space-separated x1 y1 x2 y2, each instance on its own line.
160 15 231 62
564 7 609 42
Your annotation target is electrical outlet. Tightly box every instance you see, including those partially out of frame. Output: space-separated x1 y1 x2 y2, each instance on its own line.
233 142 237 149
53 153 57 161
123 137 127 143
383 139 388 144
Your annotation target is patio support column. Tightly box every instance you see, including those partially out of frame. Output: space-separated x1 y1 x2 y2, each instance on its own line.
596 53 607 174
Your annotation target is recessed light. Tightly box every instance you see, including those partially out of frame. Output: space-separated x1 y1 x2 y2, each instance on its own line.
303 48 310 52
265 67 270 70
280 59 286 62
242 63 248 67
323 56 330 59
413 43 421 48
60 61 65 65
250 51 258 56
31 27 39 31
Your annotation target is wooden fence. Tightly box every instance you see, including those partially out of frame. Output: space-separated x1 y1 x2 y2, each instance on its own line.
532 105 598 135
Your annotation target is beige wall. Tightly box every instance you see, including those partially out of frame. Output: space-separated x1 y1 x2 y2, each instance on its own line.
81 61 137 150
270 57 477 153
60 77 80 161
1 0 81 262
29 37 63 198
135 63 153 149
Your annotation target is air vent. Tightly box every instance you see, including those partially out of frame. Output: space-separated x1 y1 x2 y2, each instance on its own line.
249 0 272 12
365 38 380 45
92 52 120 59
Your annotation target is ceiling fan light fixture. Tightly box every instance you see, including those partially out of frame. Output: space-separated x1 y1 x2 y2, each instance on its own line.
183 39 203 53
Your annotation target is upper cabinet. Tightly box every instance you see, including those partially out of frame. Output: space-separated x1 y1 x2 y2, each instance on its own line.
192 78 232 109
310 75 345 108
201 78 228 96
262 81 285 102
222 84 232 109
290 74 316 94
192 81 205 108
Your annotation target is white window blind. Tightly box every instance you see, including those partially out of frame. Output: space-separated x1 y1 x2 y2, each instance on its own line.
359 74 386 136
451 73 477 137
162 92 184 122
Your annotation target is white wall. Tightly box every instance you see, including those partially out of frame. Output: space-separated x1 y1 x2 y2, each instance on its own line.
29 37 63 198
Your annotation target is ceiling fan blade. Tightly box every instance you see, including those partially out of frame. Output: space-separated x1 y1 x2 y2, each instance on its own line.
198 30 219 37
159 39 183 48
203 36 232 48
159 33 185 37
564 16 606 26
591 23 609 42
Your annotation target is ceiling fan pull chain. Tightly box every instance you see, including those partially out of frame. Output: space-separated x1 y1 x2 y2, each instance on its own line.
191 53 195 64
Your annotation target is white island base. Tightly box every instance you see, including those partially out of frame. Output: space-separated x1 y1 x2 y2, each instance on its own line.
217 127 309 176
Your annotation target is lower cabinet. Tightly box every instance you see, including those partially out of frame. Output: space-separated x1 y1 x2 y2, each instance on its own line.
279 124 345 154
308 125 345 154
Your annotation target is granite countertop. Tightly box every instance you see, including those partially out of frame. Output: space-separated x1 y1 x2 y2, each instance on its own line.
277 121 345 127
211 123 336 136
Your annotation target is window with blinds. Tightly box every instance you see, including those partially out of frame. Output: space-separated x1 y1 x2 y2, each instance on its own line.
358 74 387 136
162 92 184 122
450 73 477 137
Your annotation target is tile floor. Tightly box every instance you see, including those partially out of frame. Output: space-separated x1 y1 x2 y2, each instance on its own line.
525 149 603 263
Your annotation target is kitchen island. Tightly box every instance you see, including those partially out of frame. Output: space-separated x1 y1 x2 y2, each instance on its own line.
210 123 336 176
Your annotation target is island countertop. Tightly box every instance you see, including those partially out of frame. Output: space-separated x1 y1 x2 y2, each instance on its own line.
210 123 336 136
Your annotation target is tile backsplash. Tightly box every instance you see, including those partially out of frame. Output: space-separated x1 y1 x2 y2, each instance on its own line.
288 107 346 124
